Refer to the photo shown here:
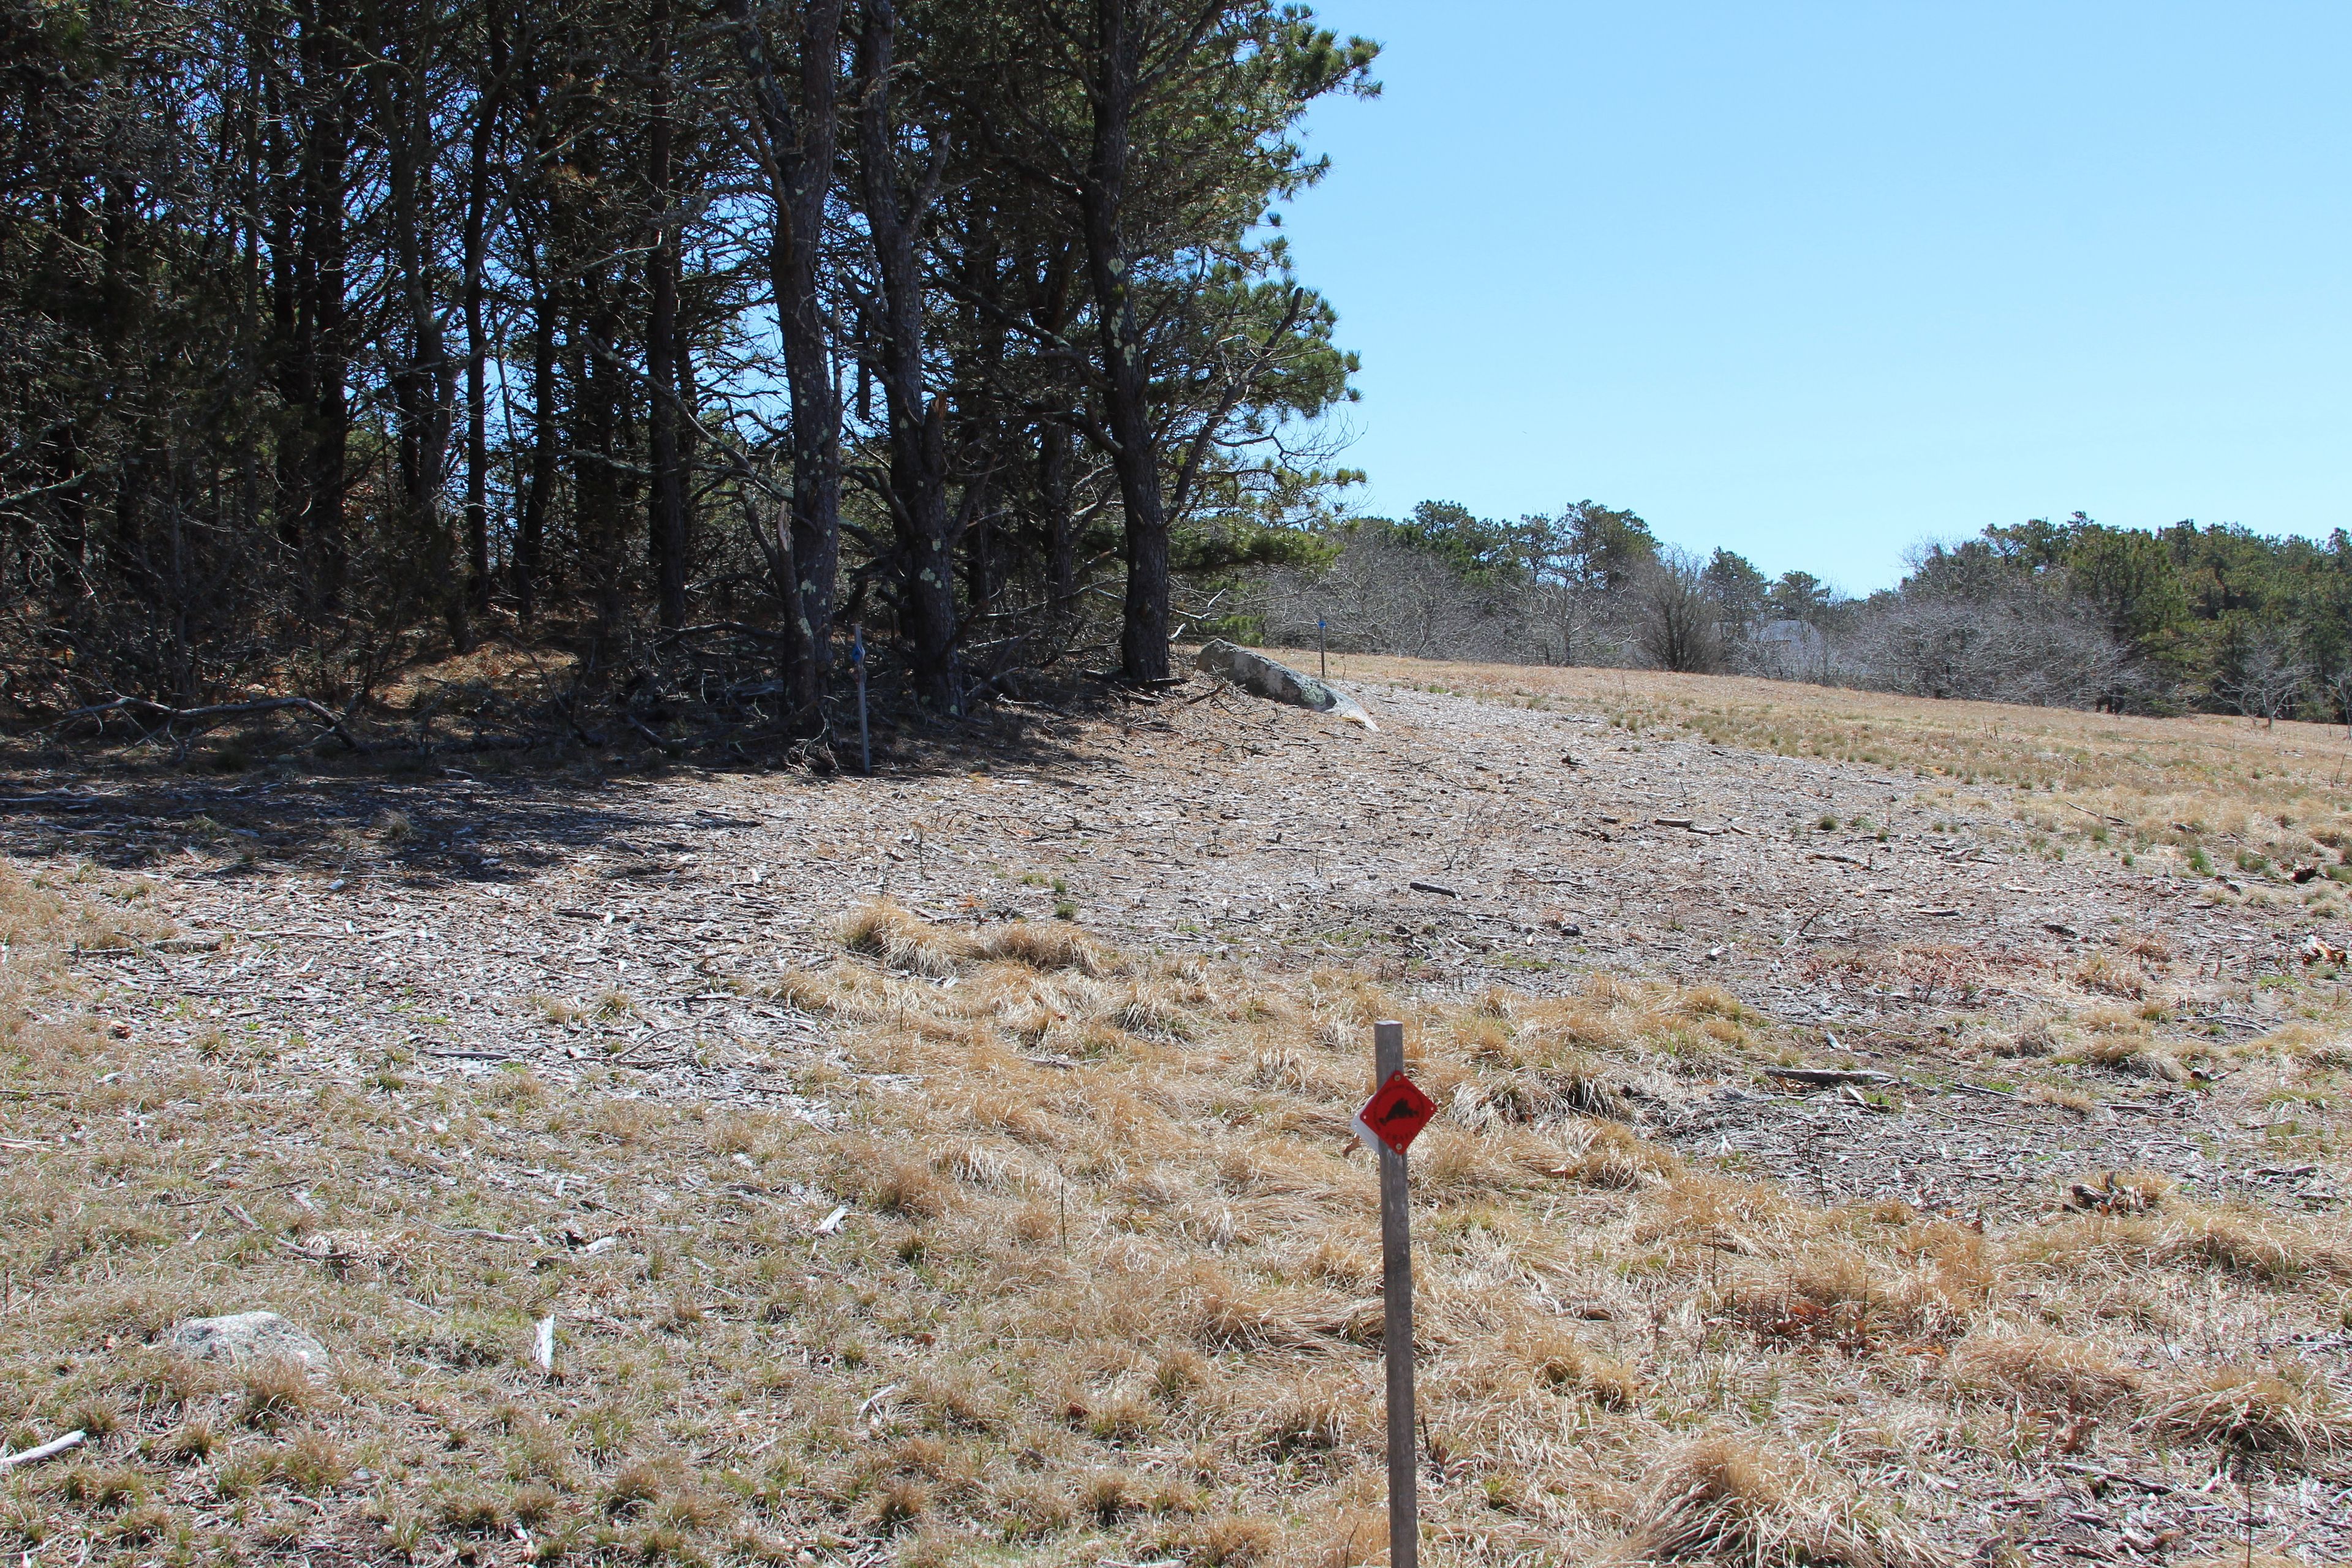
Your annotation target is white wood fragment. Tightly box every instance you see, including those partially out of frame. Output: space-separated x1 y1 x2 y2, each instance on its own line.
0 1430 85 1470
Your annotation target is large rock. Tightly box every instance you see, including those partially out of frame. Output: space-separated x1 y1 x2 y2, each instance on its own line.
1194 640 1377 729
167 1311 330 1371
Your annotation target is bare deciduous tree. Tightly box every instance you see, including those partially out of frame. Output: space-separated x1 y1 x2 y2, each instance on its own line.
1253 535 1529 663
1841 587 2127 708
2324 665 2352 737
1627 546 1727 674
2221 630 2309 728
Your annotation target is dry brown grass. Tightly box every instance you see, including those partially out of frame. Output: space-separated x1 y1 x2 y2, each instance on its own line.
2068 1033 2188 1082
2024 1199 2352 1283
2145 1364 2352 1460
839 897 1119 981
1612 1434 1935 1568
1717 1246 1966 1349
1512 1326 1641 1409
1556 1118 1686 1188
968 918 1117 976
838 895 967 976
3 840 2348 1565
1945 1332 2142 1415
1303 652 2352 862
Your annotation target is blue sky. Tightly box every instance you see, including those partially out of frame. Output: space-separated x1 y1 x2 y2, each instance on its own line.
1276 2 2352 594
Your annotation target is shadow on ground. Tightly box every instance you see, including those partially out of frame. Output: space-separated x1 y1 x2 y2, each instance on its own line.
0 680 1133 894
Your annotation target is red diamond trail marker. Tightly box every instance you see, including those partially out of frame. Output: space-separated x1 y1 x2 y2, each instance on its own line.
1355 1071 1436 1157
1363 1025 1425 1568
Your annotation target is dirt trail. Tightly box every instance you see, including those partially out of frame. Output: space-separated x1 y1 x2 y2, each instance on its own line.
6 669 2340 1221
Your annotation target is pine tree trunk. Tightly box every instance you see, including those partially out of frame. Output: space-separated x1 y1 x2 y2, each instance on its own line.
856 0 955 709
729 0 846 734
645 0 689 631
1079 0 1169 683
460 15 505 617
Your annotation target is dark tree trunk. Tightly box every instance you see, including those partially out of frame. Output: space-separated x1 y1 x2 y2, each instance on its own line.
954 219 1006 635
296 0 350 611
1078 0 1169 682
964 477 996 625
461 14 506 614
728 0 845 734
50 421 86 571
673 327 697 508
854 0 955 708
516 267 557 625
1022 243 1081 630
263 67 306 557
514 61 559 625
97 176 148 589
1039 418 1076 617
372 0 462 649
577 277 625 637
644 0 689 631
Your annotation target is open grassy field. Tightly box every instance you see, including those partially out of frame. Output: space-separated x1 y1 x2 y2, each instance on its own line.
1298 652 2352 882
2 654 2348 1567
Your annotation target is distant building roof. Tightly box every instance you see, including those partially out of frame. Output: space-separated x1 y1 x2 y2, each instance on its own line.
1754 619 1824 646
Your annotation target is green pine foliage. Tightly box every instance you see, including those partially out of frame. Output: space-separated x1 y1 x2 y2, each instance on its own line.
1928 513 2352 717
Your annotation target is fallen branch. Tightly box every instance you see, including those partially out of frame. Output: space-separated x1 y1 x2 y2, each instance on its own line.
1781 905 1838 946
2054 1461 2175 1495
72 935 223 957
1764 1066 1904 1088
0 793 100 811
51 695 372 754
0 1430 85 1471
1182 680 1231 707
628 715 685 756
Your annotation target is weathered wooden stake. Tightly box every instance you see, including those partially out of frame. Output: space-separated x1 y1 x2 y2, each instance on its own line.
1375 1017 1416 1568
853 624 871 775
1318 617 1328 681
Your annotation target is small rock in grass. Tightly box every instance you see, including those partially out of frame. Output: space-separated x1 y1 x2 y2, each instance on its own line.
166 1312 329 1371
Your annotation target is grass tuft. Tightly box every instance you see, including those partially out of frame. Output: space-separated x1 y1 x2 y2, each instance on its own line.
839 897 965 976
235 1358 315 1430
2146 1364 2351 1460
1556 1118 1685 1188
1619 1434 1926 1568
1946 1332 2141 1415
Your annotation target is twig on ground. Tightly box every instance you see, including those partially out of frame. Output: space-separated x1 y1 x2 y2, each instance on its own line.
0 1430 86 1470
50 694 372 754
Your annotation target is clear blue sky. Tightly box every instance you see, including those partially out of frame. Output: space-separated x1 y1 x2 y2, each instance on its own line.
1277 2 2352 594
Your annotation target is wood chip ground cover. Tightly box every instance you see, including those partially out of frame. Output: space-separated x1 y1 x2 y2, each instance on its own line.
1 655 2348 1566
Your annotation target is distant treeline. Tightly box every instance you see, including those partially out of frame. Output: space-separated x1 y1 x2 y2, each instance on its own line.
1236 503 2352 721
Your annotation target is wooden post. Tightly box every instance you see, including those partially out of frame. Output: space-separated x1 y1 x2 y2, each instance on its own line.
1375 1018 1415 1568
853 624 870 775
1318 617 1328 681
